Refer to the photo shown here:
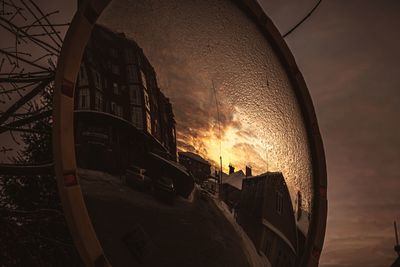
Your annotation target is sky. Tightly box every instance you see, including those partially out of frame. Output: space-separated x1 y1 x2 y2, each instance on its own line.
257 1 400 266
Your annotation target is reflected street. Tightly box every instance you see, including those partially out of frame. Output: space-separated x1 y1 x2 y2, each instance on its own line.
79 169 252 267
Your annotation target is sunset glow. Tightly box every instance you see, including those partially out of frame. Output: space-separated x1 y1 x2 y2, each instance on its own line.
177 109 273 175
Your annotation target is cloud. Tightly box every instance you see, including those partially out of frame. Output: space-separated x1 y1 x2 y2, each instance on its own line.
98 0 316 217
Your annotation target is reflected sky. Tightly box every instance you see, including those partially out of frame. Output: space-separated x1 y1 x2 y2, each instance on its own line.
97 1 314 231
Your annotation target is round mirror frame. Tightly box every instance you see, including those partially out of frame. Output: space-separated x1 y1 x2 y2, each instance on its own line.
52 1 327 266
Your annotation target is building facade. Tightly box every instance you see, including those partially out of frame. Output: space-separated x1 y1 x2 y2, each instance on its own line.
74 24 177 174
221 169 245 213
178 152 211 183
237 172 298 267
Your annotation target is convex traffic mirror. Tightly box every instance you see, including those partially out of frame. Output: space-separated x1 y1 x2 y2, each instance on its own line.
53 1 327 267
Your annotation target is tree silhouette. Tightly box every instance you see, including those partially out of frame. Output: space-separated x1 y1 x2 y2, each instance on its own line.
0 80 83 267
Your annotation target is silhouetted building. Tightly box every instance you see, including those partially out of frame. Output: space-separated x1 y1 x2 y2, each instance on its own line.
178 152 211 183
237 172 297 267
221 169 245 213
74 24 177 174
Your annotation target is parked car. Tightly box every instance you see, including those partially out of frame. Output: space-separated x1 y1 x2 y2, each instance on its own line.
153 176 175 204
125 166 152 191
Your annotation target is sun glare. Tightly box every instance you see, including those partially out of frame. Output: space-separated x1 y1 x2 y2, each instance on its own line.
178 108 276 175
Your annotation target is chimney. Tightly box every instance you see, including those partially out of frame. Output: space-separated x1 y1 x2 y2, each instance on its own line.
245 166 252 177
229 164 235 175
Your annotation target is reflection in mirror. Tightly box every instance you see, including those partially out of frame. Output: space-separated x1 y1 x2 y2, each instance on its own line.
73 1 314 266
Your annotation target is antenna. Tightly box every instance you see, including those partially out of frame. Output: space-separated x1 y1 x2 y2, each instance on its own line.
211 79 223 188
395 221 400 256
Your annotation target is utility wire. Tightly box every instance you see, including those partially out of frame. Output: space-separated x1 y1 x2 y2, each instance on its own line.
283 0 322 38
211 80 223 185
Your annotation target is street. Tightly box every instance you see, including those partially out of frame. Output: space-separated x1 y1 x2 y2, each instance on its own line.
78 169 251 267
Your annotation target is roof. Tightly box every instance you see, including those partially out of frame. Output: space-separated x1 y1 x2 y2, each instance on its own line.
222 170 246 190
245 171 288 188
179 151 210 165
148 152 189 177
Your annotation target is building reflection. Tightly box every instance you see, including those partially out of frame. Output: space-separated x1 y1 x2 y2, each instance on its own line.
74 24 193 198
237 172 297 267
176 149 308 267
220 168 307 267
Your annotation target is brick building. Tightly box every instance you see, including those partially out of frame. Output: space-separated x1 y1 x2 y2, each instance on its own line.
178 152 211 184
74 24 178 175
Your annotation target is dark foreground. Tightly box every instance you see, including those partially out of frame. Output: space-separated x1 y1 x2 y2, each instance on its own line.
79 169 251 267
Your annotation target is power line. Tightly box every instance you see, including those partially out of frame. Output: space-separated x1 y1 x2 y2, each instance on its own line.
283 0 322 38
211 80 223 186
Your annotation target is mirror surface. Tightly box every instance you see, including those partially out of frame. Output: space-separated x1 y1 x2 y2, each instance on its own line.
73 1 314 266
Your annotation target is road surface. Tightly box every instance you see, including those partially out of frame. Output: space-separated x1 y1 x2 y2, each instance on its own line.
78 169 251 267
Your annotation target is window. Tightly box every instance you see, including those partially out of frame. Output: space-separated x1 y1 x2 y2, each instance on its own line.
92 69 101 89
131 106 143 129
276 191 283 215
146 112 152 134
111 101 116 114
126 65 137 83
78 64 88 86
120 85 127 94
116 105 123 117
112 65 120 75
95 91 103 111
110 48 118 58
125 49 134 64
144 90 150 111
78 88 90 109
111 101 123 117
103 78 107 91
154 119 158 134
129 85 141 105
113 83 119 95
140 69 147 89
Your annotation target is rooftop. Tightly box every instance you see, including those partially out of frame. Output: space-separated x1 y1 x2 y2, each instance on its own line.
222 170 246 190
179 151 210 165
